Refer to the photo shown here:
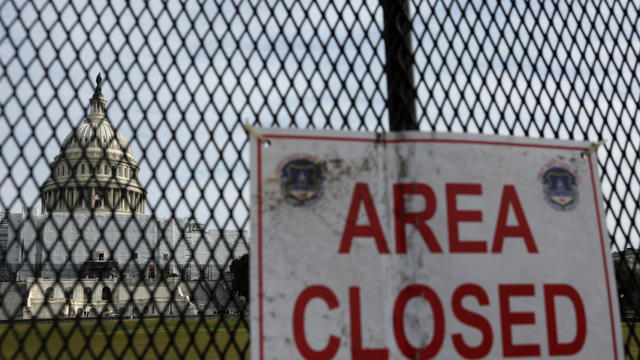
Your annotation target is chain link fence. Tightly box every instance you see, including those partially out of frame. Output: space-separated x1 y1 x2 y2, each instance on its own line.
0 0 639 358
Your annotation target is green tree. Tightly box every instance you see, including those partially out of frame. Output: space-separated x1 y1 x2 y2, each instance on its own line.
615 258 640 316
230 254 249 298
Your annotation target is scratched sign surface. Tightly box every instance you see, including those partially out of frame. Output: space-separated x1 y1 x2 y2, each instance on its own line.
250 129 622 360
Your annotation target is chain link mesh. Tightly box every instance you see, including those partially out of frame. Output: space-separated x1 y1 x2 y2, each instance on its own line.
1 0 639 358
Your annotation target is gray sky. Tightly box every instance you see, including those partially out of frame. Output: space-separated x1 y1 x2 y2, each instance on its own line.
0 0 387 231
1 0 639 248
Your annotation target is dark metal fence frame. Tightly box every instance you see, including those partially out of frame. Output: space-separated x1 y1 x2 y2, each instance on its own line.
1 0 640 358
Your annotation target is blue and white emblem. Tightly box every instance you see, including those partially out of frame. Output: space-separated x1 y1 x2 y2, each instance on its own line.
279 155 324 206
539 163 579 211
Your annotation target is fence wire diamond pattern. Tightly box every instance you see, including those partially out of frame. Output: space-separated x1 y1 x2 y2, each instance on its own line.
1 0 639 358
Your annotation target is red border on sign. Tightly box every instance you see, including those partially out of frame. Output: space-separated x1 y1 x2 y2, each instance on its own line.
256 136 617 359
588 153 619 360
257 144 264 360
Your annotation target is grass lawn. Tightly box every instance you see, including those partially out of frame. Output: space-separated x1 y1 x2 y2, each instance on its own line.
0 318 249 359
4 320 640 359
623 322 640 359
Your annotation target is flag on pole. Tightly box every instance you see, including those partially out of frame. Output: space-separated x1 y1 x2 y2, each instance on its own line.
93 193 103 207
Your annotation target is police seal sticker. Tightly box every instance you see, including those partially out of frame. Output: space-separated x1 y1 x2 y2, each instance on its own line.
538 162 580 211
277 154 324 206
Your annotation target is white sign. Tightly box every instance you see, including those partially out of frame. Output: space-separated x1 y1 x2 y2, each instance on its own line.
250 129 622 359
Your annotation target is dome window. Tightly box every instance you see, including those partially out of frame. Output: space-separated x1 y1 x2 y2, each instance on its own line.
81 164 85 174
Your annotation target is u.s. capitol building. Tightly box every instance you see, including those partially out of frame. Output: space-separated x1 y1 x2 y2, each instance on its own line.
0 75 248 319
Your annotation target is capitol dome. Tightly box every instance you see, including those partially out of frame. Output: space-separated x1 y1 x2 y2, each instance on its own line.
61 118 133 157
41 74 146 215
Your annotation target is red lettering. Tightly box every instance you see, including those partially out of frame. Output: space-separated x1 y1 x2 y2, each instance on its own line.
492 185 538 253
393 285 445 359
293 285 340 359
393 183 441 253
446 183 486 253
339 183 390 254
350 287 388 359
544 284 586 355
451 284 493 359
499 284 540 357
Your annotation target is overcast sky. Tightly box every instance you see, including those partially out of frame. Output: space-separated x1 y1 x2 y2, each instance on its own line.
1 0 639 247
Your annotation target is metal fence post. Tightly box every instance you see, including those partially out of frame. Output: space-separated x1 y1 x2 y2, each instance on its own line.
382 0 418 131
1 0 638 357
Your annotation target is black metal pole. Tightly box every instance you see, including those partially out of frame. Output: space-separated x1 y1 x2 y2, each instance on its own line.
382 0 418 131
